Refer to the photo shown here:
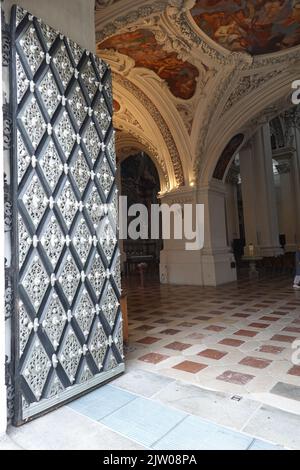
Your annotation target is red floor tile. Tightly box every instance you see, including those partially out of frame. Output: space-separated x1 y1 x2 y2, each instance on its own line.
260 316 279 322
187 333 206 340
134 325 155 331
138 353 169 364
258 345 284 354
271 334 297 343
198 349 228 360
249 322 270 329
159 329 181 335
219 338 245 347
239 356 272 369
204 325 226 332
233 313 251 318
288 366 300 376
234 329 258 338
177 322 195 328
165 341 192 351
154 319 170 324
173 361 207 374
216 370 254 385
194 316 213 321
137 336 160 345
282 326 300 334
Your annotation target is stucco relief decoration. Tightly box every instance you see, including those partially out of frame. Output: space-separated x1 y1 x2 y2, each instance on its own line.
10 5 124 425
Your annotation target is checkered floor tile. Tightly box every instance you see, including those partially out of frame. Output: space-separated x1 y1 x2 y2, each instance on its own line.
124 273 300 400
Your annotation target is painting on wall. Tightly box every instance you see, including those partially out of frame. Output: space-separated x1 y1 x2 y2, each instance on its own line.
191 0 300 55
98 29 199 100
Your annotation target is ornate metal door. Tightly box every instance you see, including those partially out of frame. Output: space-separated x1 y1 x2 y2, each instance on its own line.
10 6 124 425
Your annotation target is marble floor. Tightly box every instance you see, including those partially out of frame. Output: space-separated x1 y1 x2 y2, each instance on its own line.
2 272 300 450
2 375 288 450
125 273 300 414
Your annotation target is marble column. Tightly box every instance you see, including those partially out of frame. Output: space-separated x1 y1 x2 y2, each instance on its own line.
253 124 282 256
240 125 283 257
292 126 300 245
274 148 297 252
159 182 237 287
159 187 203 285
198 180 237 286
239 141 260 255
225 166 240 245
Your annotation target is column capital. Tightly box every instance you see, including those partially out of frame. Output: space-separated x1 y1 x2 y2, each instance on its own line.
226 165 240 185
273 147 295 174
273 146 296 161
276 162 291 174
197 178 227 197
158 185 196 205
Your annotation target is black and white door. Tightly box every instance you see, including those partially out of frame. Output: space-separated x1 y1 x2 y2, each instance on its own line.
10 5 124 425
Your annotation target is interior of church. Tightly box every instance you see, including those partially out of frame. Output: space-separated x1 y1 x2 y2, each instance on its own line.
1 0 300 451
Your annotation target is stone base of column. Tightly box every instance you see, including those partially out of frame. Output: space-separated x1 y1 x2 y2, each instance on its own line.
284 244 297 253
160 249 237 286
160 249 203 285
259 245 284 257
201 249 237 286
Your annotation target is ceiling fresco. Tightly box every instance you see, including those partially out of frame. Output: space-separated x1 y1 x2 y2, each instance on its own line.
98 29 200 100
190 0 300 55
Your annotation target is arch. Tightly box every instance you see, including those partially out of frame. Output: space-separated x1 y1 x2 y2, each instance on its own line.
197 69 299 185
115 130 169 192
213 134 245 182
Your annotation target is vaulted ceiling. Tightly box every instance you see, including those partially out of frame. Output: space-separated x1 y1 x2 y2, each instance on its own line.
95 0 300 190
100 29 200 100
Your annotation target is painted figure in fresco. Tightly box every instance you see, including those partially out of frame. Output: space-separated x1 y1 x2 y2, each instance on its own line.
191 0 300 54
99 29 199 100
293 247 300 289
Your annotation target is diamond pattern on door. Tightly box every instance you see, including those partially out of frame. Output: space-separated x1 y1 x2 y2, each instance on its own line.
11 6 123 425
38 71 61 118
57 181 78 229
41 294 67 350
21 97 45 148
23 175 48 228
39 140 63 190
41 217 64 267
21 338 52 401
73 216 92 265
21 256 49 311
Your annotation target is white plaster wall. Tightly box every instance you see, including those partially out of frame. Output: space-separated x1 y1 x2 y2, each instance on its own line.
3 0 96 52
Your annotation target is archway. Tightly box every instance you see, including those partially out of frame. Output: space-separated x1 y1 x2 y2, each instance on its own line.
217 108 300 279
120 152 162 285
